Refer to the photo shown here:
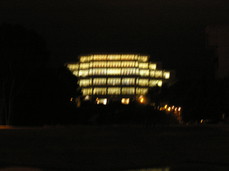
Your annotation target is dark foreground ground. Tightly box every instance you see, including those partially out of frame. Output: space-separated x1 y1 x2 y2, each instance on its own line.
0 125 229 171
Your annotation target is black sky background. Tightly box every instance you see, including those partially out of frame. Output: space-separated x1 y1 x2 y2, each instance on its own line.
1 0 229 80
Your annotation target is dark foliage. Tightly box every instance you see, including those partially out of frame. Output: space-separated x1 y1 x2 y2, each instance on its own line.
0 23 78 126
75 102 178 126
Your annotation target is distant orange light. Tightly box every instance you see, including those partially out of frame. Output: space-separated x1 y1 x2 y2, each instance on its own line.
121 98 130 105
138 96 145 104
167 107 171 112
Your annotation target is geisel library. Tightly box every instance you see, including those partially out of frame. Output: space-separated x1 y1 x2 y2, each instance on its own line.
67 54 172 105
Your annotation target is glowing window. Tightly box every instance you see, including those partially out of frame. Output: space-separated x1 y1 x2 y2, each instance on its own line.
121 98 130 105
138 79 149 86
150 71 155 77
138 56 148 62
93 68 106 75
107 68 121 75
121 68 136 75
149 79 162 87
139 63 148 69
122 78 135 85
93 55 107 60
158 80 163 87
82 88 92 95
73 71 78 76
136 88 148 95
139 69 149 76
149 63 157 70
93 88 107 95
164 72 170 79
107 61 121 67
67 64 79 71
107 78 121 85
79 79 92 86
149 80 159 87
155 71 163 78
89 68 93 75
80 56 90 62
107 55 121 60
122 87 135 94
80 63 89 69
93 78 106 85
96 98 107 105
121 55 136 60
78 70 89 77
107 87 121 95
92 61 107 67
121 61 136 67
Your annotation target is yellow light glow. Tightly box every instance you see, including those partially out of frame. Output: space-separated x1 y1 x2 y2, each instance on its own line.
122 78 135 85
73 71 78 76
93 88 107 95
93 55 107 60
139 69 149 76
139 62 148 69
107 78 121 85
107 55 121 60
79 79 92 86
84 95 90 100
121 98 130 105
121 54 136 60
67 54 171 99
79 63 89 69
149 63 157 70
121 61 136 67
93 78 106 85
138 95 145 104
139 56 148 62
167 107 171 112
79 70 89 77
164 72 170 79
164 104 168 109
96 98 107 105
136 88 148 95
82 88 93 95
155 71 163 78
107 68 121 75
157 80 163 87
80 56 90 62
67 64 79 71
138 79 149 86
122 87 135 94
107 87 121 95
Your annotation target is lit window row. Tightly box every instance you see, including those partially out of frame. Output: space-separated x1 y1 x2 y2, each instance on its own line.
139 63 148 69
67 64 79 70
81 87 149 96
149 64 157 70
77 69 169 79
79 54 149 62
79 78 162 87
77 61 155 68
78 68 138 76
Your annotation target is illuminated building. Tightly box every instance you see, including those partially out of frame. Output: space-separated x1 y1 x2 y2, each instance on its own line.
67 54 171 104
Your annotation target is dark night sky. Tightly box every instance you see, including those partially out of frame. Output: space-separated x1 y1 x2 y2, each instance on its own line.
1 0 229 79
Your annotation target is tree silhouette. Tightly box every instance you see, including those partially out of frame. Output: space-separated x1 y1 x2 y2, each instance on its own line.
0 23 49 125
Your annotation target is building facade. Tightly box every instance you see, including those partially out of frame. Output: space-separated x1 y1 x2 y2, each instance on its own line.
67 54 171 105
